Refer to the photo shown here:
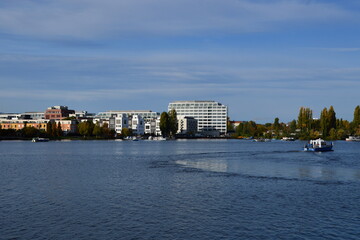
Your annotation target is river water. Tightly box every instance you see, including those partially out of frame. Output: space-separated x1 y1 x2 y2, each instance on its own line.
1 140 359 239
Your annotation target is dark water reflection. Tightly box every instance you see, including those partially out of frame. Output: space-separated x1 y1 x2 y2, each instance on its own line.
1 140 360 239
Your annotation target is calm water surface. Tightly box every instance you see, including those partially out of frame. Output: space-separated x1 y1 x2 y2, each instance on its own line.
1 140 360 239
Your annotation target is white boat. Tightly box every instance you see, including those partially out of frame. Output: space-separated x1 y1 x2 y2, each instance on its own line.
304 138 333 152
281 137 295 141
345 136 360 142
254 138 271 142
32 137 49 142
154 136 167 141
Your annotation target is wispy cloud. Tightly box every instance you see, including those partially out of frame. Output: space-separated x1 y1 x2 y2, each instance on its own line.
317 48 360 52
0 0 353 39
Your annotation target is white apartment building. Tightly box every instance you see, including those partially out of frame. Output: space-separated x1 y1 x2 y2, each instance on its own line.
144 120 157 135
177 116 197 134
168 101 228 135
131 115 144 135
96 110 159 120
109 114 129 134
155 117 162 136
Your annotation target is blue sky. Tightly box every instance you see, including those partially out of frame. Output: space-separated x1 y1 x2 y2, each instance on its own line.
0 0 359 123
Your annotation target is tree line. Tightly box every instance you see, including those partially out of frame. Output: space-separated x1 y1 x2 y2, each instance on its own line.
232 105 360 140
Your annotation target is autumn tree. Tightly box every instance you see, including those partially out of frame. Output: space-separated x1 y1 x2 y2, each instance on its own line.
297 107 312 132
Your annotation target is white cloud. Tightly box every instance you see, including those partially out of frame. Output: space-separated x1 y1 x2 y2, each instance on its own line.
0 0 353 39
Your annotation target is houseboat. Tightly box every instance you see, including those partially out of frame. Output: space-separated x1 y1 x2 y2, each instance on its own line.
304 138 333 152
32 137 49 142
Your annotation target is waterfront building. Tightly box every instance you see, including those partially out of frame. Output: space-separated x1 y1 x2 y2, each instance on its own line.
168 101 228 135
177 116 198 134
155 117 162 136
131 115 144 135
109 114 129 134
0 119 77 135
0 119 48 131
69 111 96 119
23 112 45 120
0 113 21 120
53 120 78 134
144 120 157 135
96 110 159 121
45 106 75 120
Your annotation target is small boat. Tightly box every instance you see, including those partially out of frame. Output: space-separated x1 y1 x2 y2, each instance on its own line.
304 138 333 152
153 136 167 141
32 137 49 142
281 137 295 141
253 138 271 142
345 136 360 142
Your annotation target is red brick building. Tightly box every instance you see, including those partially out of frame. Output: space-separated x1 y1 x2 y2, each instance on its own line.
44 106 75 120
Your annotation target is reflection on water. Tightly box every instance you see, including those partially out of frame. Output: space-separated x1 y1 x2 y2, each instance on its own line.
176 152 360 182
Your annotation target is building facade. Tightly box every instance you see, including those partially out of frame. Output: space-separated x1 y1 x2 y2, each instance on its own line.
96 110 159 121
168 101 228 135
45 106 75 120
177 116 198 134
0 119 48 131
131 115 144 135
109 114 129 134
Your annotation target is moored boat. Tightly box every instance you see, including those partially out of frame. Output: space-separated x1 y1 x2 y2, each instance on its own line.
32 137 49 142
281 137 295 141
304 138 333 152
345 136 360 142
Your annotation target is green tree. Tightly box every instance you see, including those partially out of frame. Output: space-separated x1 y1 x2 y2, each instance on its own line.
352 105 360 134
227 117 234 132
273 118 280 131
297 107 312 133
22 127 40 138
46 121 52 137
289 119 297 132
329 128 337 140
78 120 95 137
328 106 337 130
320 107 328 138
320 106 337 138
57 122 62 137
168 109 178 137
93 122 102 138
121 128 132 137
52 122 58 137
160 112 170 137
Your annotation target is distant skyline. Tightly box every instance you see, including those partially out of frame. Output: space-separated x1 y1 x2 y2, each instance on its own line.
0 0 359 123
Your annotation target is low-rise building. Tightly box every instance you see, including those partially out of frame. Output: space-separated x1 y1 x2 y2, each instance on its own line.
0 119 48 131
23 112 45 120
144 119 157 135
53 120 78 134
109 114 129 134
177 116 197 134
96 110 159 121
131 115 144 135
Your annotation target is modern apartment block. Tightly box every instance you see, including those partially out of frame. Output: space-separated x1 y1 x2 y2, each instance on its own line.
131 115 144 135
96 110 159 120
168 101 228 135
177 116 198 134
45 106 75 120
109 114 129 134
